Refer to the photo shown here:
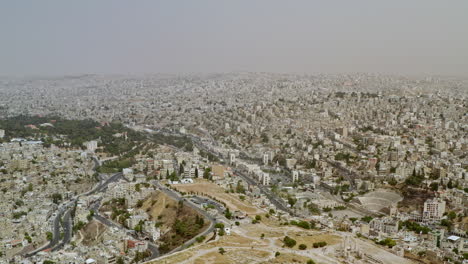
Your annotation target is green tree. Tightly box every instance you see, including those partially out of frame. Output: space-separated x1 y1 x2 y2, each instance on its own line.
224 208 232 219
287 195 297 207
283 236 296 248
203 168 211 179
179 163 184 174
447 179 453 189
116 257 124 264
447 211 457 220
51 193 62 204
219 247 226 255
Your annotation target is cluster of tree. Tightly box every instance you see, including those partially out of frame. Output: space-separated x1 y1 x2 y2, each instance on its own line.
159 210 207 253
152 132 193 150
235 180 246 194
252 215 262 224
23 232 33 243
46 231 53 241
73 221 86 232
399 220 431 234
98 158 135 173
0 115 145 155
224 208 232 219
289 220 313 229
405 169 425 186
334 152 354 163
202 167 211 180
132 251 151 263
12 211 27 219
105 198 130 227
377 238 396 248
312 241 327 248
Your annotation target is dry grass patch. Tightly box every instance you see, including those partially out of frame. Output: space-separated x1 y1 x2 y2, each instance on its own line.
193 249 271 264
78 220 107 246
208 232 267 247
260 252 310 264
142 191 177 222
275 232 341 249
243 223 286 238
147 251 195 264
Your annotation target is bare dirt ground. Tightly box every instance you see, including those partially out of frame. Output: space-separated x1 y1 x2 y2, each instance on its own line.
142 190 210 254
146 214 417 264
76 220 107 246
399 187 433 213
144 181 416 264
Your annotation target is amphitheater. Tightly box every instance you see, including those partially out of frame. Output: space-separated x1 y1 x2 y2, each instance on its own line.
354 189 403 214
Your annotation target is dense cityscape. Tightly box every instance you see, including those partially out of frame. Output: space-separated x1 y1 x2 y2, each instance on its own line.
0 73 467 264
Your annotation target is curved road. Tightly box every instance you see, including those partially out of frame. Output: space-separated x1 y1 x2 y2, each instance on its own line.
25 166 123 257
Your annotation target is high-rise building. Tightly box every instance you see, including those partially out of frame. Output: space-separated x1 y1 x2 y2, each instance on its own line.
263 153 269 165
85 140 98 153
423 198 446 220
262 173 270 186
229 153 236 165
292 170 299 182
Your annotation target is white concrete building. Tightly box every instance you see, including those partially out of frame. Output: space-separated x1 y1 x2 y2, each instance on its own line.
423 198 446 220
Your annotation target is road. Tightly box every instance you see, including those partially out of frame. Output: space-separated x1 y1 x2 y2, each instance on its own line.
183 132 295 216
87 180 217 262
25 167 123 257
89 198 161 260
52 208 72 251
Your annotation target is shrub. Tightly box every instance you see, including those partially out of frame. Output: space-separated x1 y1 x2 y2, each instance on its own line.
313 241 327 248
299 244 307 250
218 247 226 255
195 235 206 243
283 236 297 248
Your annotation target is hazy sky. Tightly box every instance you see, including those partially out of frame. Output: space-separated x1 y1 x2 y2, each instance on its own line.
1 1 468 76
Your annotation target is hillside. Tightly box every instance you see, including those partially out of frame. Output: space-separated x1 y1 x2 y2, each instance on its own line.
141 191 209 253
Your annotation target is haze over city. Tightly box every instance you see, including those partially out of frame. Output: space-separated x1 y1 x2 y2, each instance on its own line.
0 2 467 264
1 0 468 76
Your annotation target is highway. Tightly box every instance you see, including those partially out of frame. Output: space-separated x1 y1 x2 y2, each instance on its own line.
87 180 217 262
183 132 295 216
24 163 123 257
